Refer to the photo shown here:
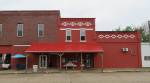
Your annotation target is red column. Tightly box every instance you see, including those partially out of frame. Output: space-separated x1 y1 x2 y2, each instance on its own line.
11 54 16 70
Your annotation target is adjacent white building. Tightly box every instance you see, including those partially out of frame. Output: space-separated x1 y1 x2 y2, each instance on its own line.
141 43 150 67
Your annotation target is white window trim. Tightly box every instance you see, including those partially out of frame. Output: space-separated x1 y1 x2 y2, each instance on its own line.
65 28 72 42
0 24 2 36
17 23 23 37
38 24 44 37
80 28 86 42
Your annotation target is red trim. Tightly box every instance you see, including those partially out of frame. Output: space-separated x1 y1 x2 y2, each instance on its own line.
11 46 28 54
60 18 95 28
0 45 12 53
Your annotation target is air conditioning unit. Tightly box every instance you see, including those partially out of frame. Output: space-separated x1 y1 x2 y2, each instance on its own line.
122 48 128 52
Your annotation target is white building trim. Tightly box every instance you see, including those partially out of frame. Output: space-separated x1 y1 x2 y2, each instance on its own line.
13 45 31 47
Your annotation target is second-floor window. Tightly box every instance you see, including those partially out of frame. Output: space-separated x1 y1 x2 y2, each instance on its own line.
66 28 72 42
0 24 2 36
38 24 44 37
80 28 86 42
17 23 23 37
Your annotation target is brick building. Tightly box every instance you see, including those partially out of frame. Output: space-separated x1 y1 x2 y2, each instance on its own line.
0 10 141 70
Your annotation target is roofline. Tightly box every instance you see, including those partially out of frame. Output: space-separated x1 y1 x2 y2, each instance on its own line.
0 10 60 12
0 10 60 15
61 17 96 19
96 31 138 32
61 18 95 20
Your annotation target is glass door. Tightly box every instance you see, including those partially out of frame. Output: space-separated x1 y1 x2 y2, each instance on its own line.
39 55 47 68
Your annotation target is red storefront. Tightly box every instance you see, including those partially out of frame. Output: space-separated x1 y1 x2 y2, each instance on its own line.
0 11 141 70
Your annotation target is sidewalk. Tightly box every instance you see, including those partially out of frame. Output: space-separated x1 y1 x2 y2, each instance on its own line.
0 68 150 74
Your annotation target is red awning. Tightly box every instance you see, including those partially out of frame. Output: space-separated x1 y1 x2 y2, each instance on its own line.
25 43 103 53
0 45 12 53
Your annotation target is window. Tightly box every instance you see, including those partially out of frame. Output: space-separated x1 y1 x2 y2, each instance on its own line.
130 49 135 56
4 54 11 64
144 56 150 61
0 54 2 64
38 24 44 37
65 28 72 42
63 57 78 63
80 28 86 42
17 23 23 37
0 24 2 36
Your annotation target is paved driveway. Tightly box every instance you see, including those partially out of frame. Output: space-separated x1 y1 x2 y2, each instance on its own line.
0 72 149 83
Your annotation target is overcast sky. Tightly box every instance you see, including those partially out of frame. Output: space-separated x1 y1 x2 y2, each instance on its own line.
0 0 150 31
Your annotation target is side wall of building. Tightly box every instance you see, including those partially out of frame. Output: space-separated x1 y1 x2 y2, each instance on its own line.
96 31 142 68
141 43 150 67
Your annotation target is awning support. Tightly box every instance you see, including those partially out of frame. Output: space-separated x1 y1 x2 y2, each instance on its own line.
80 52 83 71
57 53 64 70
99 52 104 72
25 55 28 73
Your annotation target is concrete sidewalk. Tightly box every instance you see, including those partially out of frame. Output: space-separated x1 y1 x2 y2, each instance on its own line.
0 68 150 74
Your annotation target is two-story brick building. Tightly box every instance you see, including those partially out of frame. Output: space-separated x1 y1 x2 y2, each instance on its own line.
0 10 141 70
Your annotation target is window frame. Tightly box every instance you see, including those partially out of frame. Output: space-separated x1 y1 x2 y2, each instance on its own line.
38 23 44 37
144 56 150 61
17 23 23 37
80 28 86 42
65 28 72 42
0 24 2 36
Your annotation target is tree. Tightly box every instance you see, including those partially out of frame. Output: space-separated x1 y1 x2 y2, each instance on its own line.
123 26 133 31
114 26 150 42
114 27 121 31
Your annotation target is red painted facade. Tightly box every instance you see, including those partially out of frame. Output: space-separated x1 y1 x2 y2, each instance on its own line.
96 31 141 68
0 11 141 70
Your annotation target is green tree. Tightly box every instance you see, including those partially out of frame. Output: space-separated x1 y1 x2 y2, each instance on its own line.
123 26 133 31
114 26 150 42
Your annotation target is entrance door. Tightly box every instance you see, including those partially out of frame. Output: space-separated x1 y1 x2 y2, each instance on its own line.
85 54 94 68
39 55 47 68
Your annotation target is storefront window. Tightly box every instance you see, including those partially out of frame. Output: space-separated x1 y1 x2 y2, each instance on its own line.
64 57 78 63
0 54 2 64
4 54 11 64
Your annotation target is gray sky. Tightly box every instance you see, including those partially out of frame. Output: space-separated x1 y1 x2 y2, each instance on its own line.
0 0 150 31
